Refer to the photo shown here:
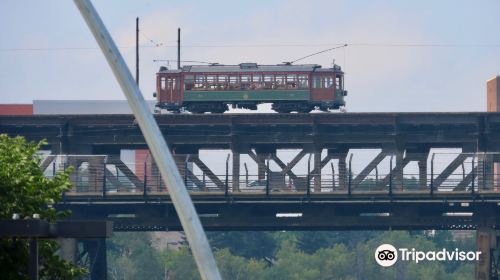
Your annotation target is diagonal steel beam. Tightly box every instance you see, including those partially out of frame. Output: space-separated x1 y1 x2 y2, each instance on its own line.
106 155 143 188
352 150 387 187
376 156 411 188
309 154 334 176
190 156 225 190
185 168 207 190
282 150 307 174
270 154 299 180
40 155 56 171
454 166 478 191
104 169 125 191
247 150 271 173
433 153 468 188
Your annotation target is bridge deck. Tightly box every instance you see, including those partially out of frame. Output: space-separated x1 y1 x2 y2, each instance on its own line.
1 112 500 151
3 113 500 231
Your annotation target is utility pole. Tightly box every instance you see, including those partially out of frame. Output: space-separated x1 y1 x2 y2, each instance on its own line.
177 27 181 69
72 1 221 279
136 17 139 85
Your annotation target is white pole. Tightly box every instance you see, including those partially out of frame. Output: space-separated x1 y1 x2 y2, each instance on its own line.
72 1 222 279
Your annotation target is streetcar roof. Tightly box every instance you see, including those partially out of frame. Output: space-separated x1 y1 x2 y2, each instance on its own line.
158 63 343 74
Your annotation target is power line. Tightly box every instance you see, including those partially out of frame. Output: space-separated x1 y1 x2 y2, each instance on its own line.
2 42 500 52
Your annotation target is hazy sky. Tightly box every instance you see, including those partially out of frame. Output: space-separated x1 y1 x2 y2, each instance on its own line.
1 0 499 112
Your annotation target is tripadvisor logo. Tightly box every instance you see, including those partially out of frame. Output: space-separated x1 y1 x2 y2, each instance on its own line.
375 244 482 267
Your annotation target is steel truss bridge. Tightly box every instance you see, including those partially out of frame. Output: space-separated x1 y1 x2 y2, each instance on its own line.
2 112 500 280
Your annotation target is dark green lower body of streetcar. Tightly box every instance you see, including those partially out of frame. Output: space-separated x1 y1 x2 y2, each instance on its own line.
158 89 345 113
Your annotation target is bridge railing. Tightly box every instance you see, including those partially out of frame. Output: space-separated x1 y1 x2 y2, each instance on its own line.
39 153 500 196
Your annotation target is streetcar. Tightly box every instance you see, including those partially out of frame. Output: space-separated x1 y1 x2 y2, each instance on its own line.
154 62 347 113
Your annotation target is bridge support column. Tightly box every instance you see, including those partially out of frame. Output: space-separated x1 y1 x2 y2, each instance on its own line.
248 149 273 181
313 150 322 192
478 153 494 190
90 157 105 193
65 156 105 193
149 159 160 192
257 154 268 180
330 148 348 190
232 151 240 192
418 159 427 189
475 227 497 280
394 150 404 190
409 148 429 189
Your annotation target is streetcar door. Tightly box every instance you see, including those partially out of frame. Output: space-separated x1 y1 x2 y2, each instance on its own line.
166 75 181 103
310 74 334 101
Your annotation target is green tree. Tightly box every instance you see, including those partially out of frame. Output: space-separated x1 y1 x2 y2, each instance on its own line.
159 230 474 279
267 239 355 280
0 134 86 279
163 247 199 280
107 232 164 280
273 231 377 254
215 248 266 280
207 231 276 259
163 247 268 280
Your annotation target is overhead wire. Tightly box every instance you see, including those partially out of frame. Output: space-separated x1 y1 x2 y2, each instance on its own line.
2 42 500 52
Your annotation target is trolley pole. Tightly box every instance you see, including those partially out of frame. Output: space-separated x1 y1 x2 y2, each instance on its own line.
177 28 181 69
136 17 139 85
72 1 221 279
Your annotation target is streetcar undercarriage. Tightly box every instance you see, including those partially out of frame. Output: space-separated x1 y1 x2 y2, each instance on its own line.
155 101 345 114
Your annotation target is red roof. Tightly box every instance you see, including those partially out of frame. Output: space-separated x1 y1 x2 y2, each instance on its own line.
0 104 33 115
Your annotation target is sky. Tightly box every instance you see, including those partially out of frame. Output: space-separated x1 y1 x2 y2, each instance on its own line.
0 0 500 112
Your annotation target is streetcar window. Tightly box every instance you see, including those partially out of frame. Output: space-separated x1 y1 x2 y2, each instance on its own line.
275 75 285 89
218 75 228 83
252 75 263 90
206 75 216 83
252 75 262 82
194 75 205 90
240 75 250 90
206 75 216 90
184 75 194 90
312 76 322 88
161 77 166 90
324 76 333 88
229 75 239 84
241 75 251 83
229 75 239 90
264 75 273 89
286 74 297 89
298 74 308 89
336 75 342 90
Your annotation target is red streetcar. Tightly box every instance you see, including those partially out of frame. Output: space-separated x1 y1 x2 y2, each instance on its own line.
154 63 347 113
